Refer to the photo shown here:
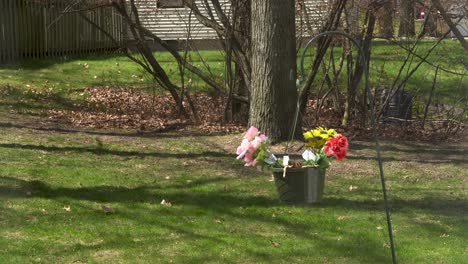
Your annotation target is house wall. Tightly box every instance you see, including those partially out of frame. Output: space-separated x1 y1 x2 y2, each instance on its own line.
133 0 329 41
454 20 468 37
449 3 468 37
134 0 229 40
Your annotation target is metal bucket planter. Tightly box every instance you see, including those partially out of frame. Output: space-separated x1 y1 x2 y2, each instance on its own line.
272 167 325 204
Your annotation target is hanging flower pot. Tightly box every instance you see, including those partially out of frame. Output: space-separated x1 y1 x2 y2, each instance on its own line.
272 167 325 204
235 126 348 204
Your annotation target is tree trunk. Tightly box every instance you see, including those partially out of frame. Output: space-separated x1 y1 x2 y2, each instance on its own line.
343 6 377 127
250 0 297 142
425 5 438 37
346 0 360 36
398 0 416 37
377 0 394 38
231 0 251 122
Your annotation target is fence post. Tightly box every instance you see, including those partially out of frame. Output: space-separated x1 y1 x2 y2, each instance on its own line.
0 0 4 63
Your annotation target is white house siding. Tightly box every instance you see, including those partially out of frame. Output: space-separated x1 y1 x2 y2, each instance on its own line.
296 0 330 37
449 3 468 37
133 0 329 41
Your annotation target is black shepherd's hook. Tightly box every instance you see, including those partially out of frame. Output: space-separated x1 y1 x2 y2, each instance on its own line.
289 31 397 264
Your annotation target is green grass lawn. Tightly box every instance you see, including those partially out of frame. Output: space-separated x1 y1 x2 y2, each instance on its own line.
0 41 467 263
0 49 226 95
0 119 466 263
0 40 466 109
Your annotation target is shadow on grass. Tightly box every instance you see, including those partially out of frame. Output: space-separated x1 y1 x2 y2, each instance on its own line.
0 121 228 139
2 175 465 217
320 197 467 217
4 170 466 262
348 142 467 165
36 203 391 263
0 175 394 263
351 142 467 154
99 207 392 263
0 86 84 112
0 59 59 70
0 52 125 70
345 155 467 165
0 143 231 159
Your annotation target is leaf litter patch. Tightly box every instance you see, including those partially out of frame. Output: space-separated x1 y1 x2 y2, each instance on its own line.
43 86 466 142
46 86 245 134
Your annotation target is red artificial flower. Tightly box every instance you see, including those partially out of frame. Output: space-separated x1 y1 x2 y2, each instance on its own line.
333 147 347 161
323 134 348 161
336 134 348 149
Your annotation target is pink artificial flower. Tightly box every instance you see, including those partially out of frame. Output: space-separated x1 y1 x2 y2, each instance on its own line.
243 145 258 166
252 134 267 149
244 126 259 140
236 139 257 166
236 138 250 159
236 126 268 167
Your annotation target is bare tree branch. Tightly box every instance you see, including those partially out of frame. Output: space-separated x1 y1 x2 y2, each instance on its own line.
431 0 468 52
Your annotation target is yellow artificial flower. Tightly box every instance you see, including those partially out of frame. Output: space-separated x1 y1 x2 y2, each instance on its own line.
303 127 337 149
327 129 337 137
303 131 313 140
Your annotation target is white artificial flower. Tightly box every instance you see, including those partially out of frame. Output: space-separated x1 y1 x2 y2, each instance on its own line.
302 150 317 161
264 153 277 165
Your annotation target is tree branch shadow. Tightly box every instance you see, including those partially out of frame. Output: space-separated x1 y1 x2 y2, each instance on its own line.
0 121 233 139
0 143 231 159
3 175 465 262
0 175 393 263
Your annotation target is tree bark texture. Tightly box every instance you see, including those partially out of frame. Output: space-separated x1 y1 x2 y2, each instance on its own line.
346 0 360 36
398 0 416 37
231 0 251 122
343 7 377 127
377 0 394 38
425 10 438 37
250 0 297 142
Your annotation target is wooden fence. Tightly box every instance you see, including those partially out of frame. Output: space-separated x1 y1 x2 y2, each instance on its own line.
0 0 124 64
